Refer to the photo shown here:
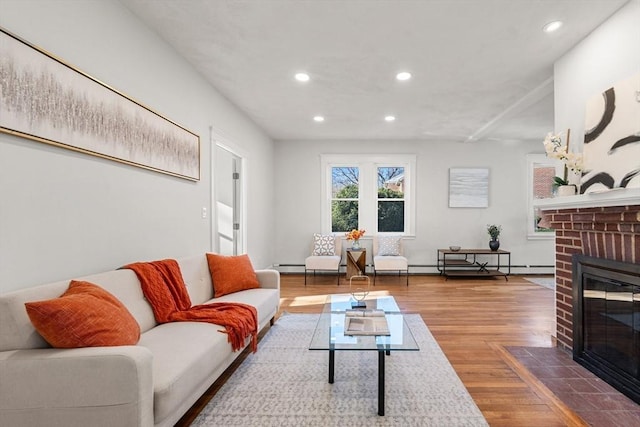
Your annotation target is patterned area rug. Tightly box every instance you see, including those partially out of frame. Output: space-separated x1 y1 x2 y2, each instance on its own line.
524 276 556 290
192 313 488 426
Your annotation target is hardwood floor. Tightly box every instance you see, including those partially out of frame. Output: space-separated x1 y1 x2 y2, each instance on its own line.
177 273 588 426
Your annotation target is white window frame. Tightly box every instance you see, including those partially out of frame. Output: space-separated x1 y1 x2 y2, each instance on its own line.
526 153 561 239
321 154 416 236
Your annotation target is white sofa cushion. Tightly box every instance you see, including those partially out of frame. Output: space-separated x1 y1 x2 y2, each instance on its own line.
178 255 214 305
138 322 232 425
0 269 156 352
210 288 280 330
137 284 279 426
0 280 69 351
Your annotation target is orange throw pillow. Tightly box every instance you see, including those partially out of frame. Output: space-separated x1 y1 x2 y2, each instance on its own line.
206 253 260 298
25 280 140 348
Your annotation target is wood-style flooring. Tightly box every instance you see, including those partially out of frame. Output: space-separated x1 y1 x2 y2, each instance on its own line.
177 273 589 426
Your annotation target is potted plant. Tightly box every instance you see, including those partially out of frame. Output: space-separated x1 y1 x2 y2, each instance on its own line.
543 130 584 196
486 224 501 251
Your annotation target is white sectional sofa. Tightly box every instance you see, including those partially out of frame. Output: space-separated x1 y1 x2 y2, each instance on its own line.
0 254 280 427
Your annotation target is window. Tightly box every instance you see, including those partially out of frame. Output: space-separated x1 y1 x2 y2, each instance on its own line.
527 154 560 239
321 155 416 235
377 167 405 232
331 167 359 232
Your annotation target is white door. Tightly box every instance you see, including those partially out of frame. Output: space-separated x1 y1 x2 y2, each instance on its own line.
214 145 243 255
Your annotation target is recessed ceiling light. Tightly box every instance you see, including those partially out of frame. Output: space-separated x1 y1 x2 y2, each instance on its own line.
396 72 412 81
294 72 310 82
543 21 563 33
313 115 325 122
385 115 396 122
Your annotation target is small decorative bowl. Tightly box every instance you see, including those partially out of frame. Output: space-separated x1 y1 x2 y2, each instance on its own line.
449 246 461 252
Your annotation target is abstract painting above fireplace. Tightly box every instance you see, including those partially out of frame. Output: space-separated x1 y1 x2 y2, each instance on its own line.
582 72 640 194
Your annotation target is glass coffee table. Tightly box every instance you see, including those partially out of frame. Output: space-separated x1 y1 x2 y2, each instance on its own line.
309 294 419 416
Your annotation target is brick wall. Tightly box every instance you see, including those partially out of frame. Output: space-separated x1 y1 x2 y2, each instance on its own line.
542 205 640 350
533 166 555 199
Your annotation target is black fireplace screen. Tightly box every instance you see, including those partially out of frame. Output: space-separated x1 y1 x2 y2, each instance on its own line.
573 254 640 404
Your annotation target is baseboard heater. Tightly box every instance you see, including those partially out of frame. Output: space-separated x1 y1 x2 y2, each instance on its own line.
275 264 553 269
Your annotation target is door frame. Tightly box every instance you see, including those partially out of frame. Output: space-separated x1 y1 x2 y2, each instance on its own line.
211 128 247 255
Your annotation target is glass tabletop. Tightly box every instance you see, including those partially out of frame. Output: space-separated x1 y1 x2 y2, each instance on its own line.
308 294 419 351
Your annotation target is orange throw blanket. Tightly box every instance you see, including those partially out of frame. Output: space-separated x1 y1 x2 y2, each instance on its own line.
124 259 258 352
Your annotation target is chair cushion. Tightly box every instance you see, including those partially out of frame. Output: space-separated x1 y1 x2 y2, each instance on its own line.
378 236 401 256
305 255 341 270
374 255 408 270
206 253 260 298
312 234 336 256
24 280 140 348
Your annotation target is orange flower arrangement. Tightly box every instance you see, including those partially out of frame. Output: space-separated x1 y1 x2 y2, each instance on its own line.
345 229 366 241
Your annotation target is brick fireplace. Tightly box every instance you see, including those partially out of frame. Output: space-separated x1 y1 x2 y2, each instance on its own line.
540 201 640 350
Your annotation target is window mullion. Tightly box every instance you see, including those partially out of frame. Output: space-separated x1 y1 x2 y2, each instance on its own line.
360 162 376 233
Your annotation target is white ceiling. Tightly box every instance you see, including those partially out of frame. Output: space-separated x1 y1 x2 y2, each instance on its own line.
120 0 628 142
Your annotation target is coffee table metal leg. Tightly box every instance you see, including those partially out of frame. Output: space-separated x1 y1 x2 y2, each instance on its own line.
378 350 385 416
328 349 335 384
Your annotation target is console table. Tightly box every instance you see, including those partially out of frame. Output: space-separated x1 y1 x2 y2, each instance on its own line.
437 249 510 280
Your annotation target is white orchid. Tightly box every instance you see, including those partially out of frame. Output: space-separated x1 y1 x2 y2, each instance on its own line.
543 131 584 186
543 132 563 156
563 151 584 173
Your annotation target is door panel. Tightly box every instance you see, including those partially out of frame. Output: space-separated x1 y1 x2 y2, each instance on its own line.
214 145 242 255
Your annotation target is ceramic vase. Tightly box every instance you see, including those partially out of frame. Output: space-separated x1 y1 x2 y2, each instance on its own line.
556 185 577 197
489 238 500 251
351 239 361 250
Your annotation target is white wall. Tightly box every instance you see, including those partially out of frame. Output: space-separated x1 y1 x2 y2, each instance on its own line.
0 0 275 293
554 0 640 146
6 1 633 292
270 1 639 274
274 139 555 273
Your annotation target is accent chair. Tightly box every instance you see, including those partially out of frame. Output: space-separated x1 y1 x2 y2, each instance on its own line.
304 234 342 285
372 235 409 286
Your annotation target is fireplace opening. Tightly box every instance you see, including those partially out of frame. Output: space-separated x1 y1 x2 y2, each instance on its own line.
573 254 640 404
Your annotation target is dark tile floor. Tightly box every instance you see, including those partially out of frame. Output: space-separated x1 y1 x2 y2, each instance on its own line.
507 346 640 427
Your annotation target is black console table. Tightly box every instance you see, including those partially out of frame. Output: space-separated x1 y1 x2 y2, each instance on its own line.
437 249 510 280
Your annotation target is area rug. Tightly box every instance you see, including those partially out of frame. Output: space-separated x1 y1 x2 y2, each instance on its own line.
525 276 556 290
191 313 488 426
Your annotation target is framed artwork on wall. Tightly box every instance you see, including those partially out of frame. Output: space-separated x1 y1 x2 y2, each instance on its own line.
449 167 489 208
0 27 200 181
582 72 640 193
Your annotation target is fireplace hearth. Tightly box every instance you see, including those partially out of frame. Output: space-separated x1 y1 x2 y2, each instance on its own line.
573 254 640 404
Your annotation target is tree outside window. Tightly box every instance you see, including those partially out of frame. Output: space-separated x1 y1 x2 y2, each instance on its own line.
331 167 359 232
321 154 416 236
377 167 404 232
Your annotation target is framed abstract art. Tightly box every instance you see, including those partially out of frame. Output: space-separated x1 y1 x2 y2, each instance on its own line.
0 27 200 181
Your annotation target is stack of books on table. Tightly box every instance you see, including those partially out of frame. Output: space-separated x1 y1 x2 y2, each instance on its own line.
344 309 390 336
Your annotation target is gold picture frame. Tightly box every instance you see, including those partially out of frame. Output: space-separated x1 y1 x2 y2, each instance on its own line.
0 27 200 181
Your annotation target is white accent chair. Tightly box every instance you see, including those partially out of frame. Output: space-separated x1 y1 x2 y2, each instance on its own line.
304 234 342 285
373 235 409 286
